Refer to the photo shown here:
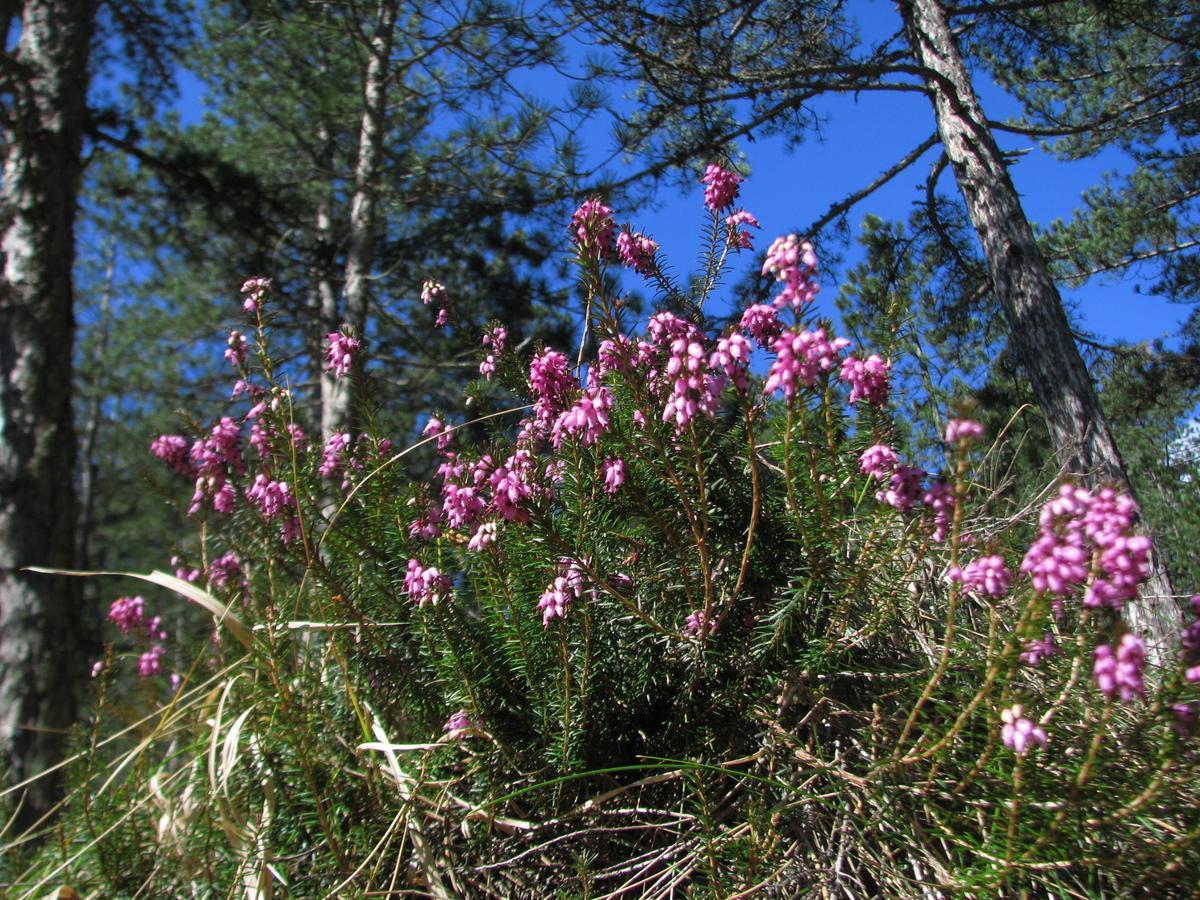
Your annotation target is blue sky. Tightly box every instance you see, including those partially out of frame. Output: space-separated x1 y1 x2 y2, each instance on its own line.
157 1 1189 352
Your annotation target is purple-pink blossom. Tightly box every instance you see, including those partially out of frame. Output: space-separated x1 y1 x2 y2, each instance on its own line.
405 559 451 606
571 198 616 261
225 330 248 367
739 304 782 347
1021 633 1058 667
151 434 192 476
710 332 752 393
923 480 955 543
467 521 498 552
443 709 479 739
761 235 819 310
616 230 659 276
763 328 850 402
108 595 145 634
240 276 271 313
552 384 613 448
537 558 591 626
945 418 985 445
1094 633 1147 702
876 465 926 514
684 609 712 637
859 444 899 481
325 329 360 378
701 163 742 212
602 457 626 495
138 645 166 679
1000 704 1048 755
956 555 1013 598
725 210 760 250
840 354 891 406
246 473 295 519
209 551 243 589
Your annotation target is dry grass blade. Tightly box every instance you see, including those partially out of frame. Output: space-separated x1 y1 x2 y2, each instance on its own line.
24 566 253 649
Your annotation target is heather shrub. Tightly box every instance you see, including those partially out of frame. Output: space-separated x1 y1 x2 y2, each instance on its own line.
6 167 1200 897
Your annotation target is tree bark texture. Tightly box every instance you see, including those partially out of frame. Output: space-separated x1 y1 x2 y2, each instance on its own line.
0 0 97 824
898 0 1179 659
323 0 395 440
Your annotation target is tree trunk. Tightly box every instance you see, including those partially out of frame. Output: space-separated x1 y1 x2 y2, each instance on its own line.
323 0 396 439
898 0 1179 661
0 0 97 825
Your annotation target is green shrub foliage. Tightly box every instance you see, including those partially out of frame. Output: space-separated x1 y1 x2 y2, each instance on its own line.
8 168 1200 897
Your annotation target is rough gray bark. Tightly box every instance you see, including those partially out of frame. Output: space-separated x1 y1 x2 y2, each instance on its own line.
898 0 1179 660
0 0 98 824
322 0 396 440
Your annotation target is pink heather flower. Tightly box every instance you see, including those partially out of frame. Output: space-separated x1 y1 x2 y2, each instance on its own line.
108 595 145 634
408 501 443 541
957 555 1013 598
646 312 721 430
224 330 248 367
552 384 613 448
146 615 168 641
1187 665 1200 684
859 444 899 481
170 673 183 692
325 328 360 378
138 645 166 679
1094 633 1147 702
923 480 955 543
701 163 742 212
489 449 537 523
945 418 985 445
597 335 637 377
763 328 850 402
1000 704 1048 755
279 514 300 545
725 209 760 250
435 307 449 328
1020 484 1093 595
151 435 192 476
422 416 453 453
616 229 658 276
602 457 626 495
421 280 447 307
319 431 353 481
467 521 498 552
840 354 891 406
1021 633 1058 667
208 551 243 588
443 709 478 739
761 234 819 310
538 558 591 626
405 559 451 606
90 660 104 679
710 332 752 393
529 349 577 435
171 556 200 583
442 482 486 530
246 473 295 519
876 464 925 514
482 325 508 353
684 609 712 637
240 276 271 313
570 198 616 260
739 304 782 347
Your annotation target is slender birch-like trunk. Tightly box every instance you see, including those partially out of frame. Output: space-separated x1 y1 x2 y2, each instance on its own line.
323 0 396 440
0 0 98 824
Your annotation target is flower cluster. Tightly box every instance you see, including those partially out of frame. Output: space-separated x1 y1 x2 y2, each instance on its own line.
225 330 248 367
1020 484 1151 607
538 558 592 626
701 163 742 212
616 230 658 276
240 276 271 313
763 328 850 402
840 354 891 406
952 555 1013 598
570 198 616 261
945 418 985 445
761 234 819 310
405 559 451 606
1094 633 1147 702
1000 704 1048 755
325 328 360 378
480 326 508 379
